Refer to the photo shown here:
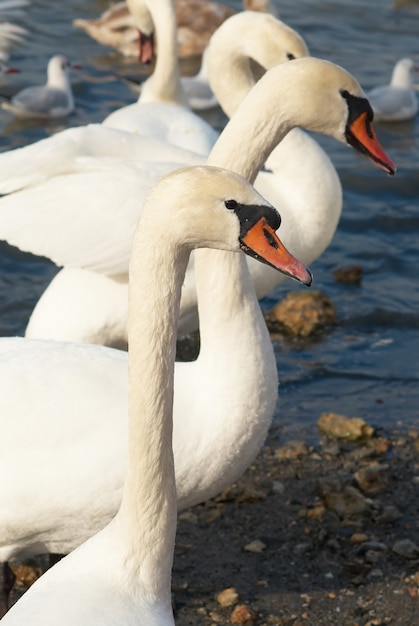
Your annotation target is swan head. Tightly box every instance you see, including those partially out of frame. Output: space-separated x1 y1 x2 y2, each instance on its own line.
142 166 312 286
207 11 309 118
261 57 396 176
126 0 154 64
210 11 309 68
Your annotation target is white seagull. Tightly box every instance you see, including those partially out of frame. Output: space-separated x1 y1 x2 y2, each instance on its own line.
367 57 419 122
1 54 75 119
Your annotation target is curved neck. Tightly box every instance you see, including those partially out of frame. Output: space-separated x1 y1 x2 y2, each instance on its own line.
208 40 256 119
195 247 272 362
206 61 322 183
139 0 187 105
195 68 292 372
208 75 291 183
115 221 188 603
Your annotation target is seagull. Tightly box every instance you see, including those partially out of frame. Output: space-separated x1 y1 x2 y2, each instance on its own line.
1 54 75 119
367 57 419 122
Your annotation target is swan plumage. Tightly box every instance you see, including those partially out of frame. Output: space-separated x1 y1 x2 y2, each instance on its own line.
367 57 419 121
1 165 311 624
1 54 75 119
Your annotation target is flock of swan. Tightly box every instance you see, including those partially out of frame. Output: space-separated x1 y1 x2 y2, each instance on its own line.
0 0 405 623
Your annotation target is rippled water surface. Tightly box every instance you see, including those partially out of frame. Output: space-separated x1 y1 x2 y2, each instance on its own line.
0 0 418 438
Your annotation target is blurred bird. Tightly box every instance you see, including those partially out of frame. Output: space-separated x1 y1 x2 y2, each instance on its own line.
367 57 419 121
0 0 28 64
1 54 75 119
73 0 275 60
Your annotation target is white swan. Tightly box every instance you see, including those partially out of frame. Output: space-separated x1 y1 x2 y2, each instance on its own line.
102 0 220 155
367 57 419 122
0 10 311 345
1 54 75 119
0 58 395 616
1 165 310 624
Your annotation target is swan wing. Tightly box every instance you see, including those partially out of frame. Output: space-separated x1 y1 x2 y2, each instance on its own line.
0 124 203 194
0 158 189 274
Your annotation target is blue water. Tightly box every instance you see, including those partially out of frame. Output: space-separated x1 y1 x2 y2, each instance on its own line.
0 0 418 438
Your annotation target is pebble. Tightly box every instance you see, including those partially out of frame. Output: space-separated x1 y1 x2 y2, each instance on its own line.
244 539 267 553
10 563 42 587
375 504 402 523
354 464 389 494
350 533 370 544
293 542 311 555
391 538 419 559
322 484 370 518
275 441 309 460
178 511 199 524
317 412 374 442
230 604 257 624
264 290 337 337
271 480 286 495
217 587 239 608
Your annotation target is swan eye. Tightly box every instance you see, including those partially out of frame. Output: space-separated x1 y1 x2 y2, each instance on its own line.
286 52 296 61
224 199 238 210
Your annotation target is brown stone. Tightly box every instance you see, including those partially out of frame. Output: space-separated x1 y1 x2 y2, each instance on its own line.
317 412 374 442
265 290 337 337
217 587 239 607
230 604 257 624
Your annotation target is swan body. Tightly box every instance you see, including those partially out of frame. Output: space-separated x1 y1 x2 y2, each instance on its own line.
1 165 311 623
1 55 75 119
367 57 419 121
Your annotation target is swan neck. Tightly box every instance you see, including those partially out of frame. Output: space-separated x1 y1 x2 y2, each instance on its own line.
116 222 188 597
207 73 291 184
195 248 264 353
140 0 186 105
208 43 256 119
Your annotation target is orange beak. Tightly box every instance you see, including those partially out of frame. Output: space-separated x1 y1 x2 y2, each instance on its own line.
347 111 396 176
241 217 312 286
